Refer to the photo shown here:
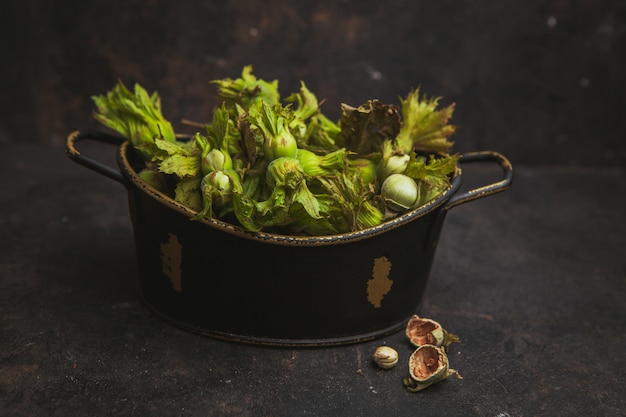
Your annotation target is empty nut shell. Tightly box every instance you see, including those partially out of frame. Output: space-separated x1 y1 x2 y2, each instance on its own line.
403 344 462 392
405 315 461 348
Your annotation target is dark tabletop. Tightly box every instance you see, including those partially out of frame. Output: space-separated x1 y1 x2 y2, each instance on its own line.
2 0 625 414
1 141 625 417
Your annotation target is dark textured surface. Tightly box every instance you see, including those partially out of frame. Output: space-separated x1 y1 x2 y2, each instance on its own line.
1 143 625 416
1 0 625 165
2 1 626 415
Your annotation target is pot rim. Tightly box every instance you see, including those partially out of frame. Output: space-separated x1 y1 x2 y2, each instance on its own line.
117 141 462 246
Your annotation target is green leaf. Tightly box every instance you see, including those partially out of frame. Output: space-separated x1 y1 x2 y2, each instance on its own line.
91 80 177 161
137 164 168 193
317 171 384 232
285 81 319 122
395 88 456 154
404 154 459 207
232 193 263 232
250 186 292 228
205 104 232 150
153 138 194 158
159 154 201 178
292 182 322 220
288 194 344 235
211 65 279 116
174 176 202 211
235 108 262 167
405 154 459 181
300 112 340 153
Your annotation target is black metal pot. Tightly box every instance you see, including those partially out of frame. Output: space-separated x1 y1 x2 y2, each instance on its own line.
66 131 513 346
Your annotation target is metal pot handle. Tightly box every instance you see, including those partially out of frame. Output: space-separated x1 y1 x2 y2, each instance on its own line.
66 130 126 184
445 151 513 210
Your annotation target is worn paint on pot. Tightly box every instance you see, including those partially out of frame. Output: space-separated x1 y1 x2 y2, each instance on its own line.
66 131 513 346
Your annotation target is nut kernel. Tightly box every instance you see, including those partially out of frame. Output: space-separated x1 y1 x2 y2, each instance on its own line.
373 346 399 369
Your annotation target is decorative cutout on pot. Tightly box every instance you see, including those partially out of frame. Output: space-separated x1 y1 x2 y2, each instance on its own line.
367 256 393 308
161 233 183 292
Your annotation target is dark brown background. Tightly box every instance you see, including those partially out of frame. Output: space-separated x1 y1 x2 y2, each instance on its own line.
2 2 626 416
2 0 625 166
